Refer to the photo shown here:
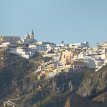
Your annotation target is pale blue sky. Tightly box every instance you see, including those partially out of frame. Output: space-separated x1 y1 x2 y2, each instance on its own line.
0 0 107 46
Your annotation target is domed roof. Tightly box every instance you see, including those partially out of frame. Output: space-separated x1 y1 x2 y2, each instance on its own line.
25 33 30 39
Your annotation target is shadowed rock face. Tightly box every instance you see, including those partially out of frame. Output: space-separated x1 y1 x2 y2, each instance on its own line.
77 64 107 98
38 65 107 107
0 49 43 107
64 95 103 107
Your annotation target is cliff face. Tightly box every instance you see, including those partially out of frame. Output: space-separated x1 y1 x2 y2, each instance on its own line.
36 66 107 107
63 64 107 107
63 95 104 107
77 65 107 98
1 49 107 107
0 49 43 107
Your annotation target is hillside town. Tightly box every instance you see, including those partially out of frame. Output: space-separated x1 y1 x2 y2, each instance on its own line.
0 31 107 80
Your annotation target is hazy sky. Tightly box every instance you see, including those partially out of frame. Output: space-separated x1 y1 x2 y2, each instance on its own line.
0 0 107 46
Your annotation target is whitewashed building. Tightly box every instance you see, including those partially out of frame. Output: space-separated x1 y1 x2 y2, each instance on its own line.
0 42 17 48
10 47 36 59
69 41 89 49
72 60 85 71
0 42 10 48
83 56 104 69
78 52 88 59
36 44 53 53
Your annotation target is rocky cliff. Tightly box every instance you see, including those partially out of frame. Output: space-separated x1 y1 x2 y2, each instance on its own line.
1 49 107 107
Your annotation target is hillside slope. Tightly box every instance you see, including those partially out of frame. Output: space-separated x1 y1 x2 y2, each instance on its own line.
1 49 107 107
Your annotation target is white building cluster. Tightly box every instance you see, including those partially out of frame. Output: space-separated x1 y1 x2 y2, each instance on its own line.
69 41 89 49
0 31 56 59
33 41 107 79
0 31 107 79
0 30 38 59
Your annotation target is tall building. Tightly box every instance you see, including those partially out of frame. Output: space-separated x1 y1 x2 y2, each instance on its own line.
31 30 34 39
22 30 37 46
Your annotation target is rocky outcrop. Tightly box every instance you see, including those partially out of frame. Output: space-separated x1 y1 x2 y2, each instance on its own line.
77 65 107 98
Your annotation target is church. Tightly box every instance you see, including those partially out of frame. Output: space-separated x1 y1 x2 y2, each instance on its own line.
21 30 37 47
